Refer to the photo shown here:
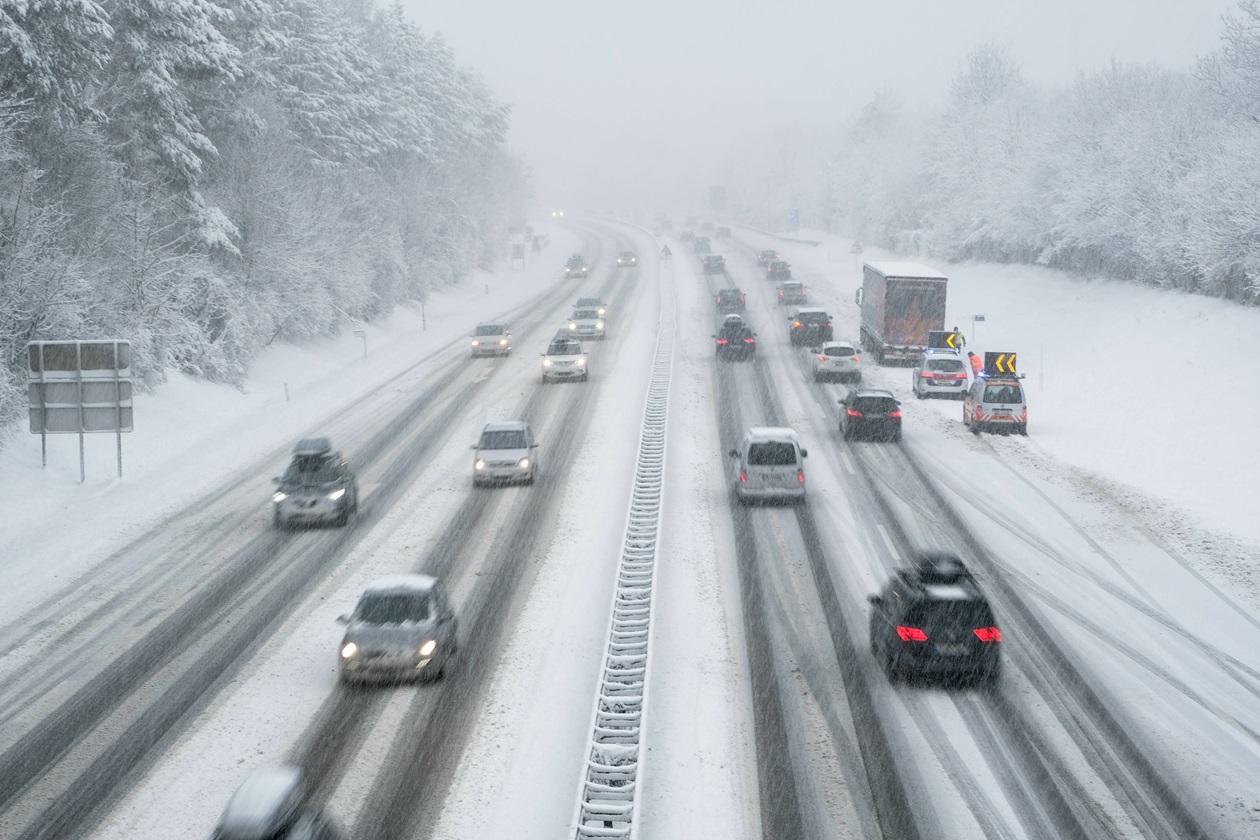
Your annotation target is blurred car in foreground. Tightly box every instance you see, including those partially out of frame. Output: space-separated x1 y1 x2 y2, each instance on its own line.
868 552 1002 684
472 420 539 485
839 389 902 442
813 341 861 382
272 438 358 529
214 766 346 840
338 574 458 683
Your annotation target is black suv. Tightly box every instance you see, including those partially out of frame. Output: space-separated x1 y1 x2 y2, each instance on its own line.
715 288 745 313
766 260 791 281
272 438 359 528
868 552 1002 684
692 235 711 253
839 389 902 442
788 308 832 345
714 315 756 361
703 254 726 274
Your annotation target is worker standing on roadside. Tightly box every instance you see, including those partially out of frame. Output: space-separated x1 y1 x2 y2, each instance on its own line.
968 351 984 378
951 325 966 349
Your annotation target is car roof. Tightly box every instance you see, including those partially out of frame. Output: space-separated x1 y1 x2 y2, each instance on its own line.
474 321 506 329
575 297 602 304
718 287 742 294
821 340 856 349
362 573 438 595
482 420 529 433
217 766 304 839
746 426 800 442
794 307 827 316
292 437 332 457
982 377 1023 386
852 389 896 399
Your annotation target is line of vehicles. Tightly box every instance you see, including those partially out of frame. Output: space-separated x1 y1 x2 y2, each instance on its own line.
696 240 1002 689
565 250 637 278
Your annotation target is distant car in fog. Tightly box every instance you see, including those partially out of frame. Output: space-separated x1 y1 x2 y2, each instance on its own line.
766 259 791 281
541 336 589 382
470 322 511 357
702 254 726 274
868 552 1001 684
700 221 715 232
757 249 779 267
272 438 358 529
575 296 607 318
717 225 731 237
680 230 695 243
616 250 637 267
692 235 711 253
338 574 458 683
715 287 745 313
551 210 564 218
777 280 806 305
565 254 589 278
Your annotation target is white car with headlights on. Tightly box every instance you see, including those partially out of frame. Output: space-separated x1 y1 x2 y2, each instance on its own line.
568 306 606 340
471 420 538 486
470 322 511 357
541 337 589 382
337 575 458 684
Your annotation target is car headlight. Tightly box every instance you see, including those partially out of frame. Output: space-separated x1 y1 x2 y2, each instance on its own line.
576 358 585 366
499 338 508 345
596 321 604 329
475 459 487 470
569 322 576 330
341 642 358 659
471 339 480 346
327 488 346 501
565 267 571 272
543 359 553 367
272 491 287 503
518 457 530 469
598 308 605 316
419 639 437 657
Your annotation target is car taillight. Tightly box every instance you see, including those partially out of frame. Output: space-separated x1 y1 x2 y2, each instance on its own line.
744 337 755 344
974 627 1002 642
739 296 745 302
818 355 827 362
897 626 928 642
739 469 747 483
854 355 861 362
921 372 936 379
847 408 863 417
797 468 805 483
1021 409 1028 421
716 338 728 345
793 321 802 327
951 372 967 380
887 410 902 418
779 290 784 296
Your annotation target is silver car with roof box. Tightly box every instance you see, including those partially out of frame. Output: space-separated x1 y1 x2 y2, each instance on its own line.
338 574 458 684
214 766 345 840
271 438 358 529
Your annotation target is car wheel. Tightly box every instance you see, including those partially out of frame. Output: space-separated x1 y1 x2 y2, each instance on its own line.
581 373 589 382
1018 424 1028 436
336 504 351 527
841 425 852 441
915 389 925 399
813 372 822 382
892 431 902 443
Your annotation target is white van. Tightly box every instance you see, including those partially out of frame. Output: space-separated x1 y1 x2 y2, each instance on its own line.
729 427 808 504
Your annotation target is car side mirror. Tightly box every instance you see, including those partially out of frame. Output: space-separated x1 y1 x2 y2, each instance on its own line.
469 444 478 450
336 614 350 624
728 449 739 458
800 449 808 457
531 443 539 448
272 476 281 484
867 594 882 606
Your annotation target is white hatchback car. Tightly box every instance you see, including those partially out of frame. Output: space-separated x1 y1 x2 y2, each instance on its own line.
541 337 588 382
729 427 808 504
470 322 511 357
812 341 862 383
471 421 538 485
911 349 969 399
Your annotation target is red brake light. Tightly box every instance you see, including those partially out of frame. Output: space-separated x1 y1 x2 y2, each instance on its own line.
887 410 902 418
974 627 1002 642
739 469 747 483
797 468 805 483
846 408 863 417
854 355 861 362
744 337 755 343
818 355 827 362
716 338 728 345
897 626 928 642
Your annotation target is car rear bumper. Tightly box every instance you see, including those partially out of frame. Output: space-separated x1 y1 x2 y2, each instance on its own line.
845 419 901 440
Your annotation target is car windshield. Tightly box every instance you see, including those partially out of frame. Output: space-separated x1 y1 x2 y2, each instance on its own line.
573 309 598 319
548 340 580 355
353 592 431 624
576 298 599 306
746 441 798 466
984 384 1024 403
479 430 527 449
854 397 898 414
281 455 340 484
474 325 504 336
927 358 964 372
825 346 855 357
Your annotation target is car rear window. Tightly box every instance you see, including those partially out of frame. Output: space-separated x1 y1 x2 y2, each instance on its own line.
548 341 580 354
905 599 994 631
854 397 898 414
353 592 431 624
983 384 1024 403
479 430 526 449
799 312 829 324
746 441 798 466
474 324 504 336
824 346 855 357
927 358 964 372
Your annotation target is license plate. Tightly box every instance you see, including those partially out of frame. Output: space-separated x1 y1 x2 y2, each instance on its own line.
936 643 968 656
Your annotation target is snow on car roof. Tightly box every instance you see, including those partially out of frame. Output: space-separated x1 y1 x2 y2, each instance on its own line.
922 584 974 601
483 420 529 432
865 261 947 279
363 574 437 594
747 426 799 441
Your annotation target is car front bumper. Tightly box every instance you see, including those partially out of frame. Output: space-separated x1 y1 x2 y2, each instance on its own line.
274 495 346 524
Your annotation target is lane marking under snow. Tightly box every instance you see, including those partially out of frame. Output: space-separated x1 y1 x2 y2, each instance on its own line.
877 524 902 563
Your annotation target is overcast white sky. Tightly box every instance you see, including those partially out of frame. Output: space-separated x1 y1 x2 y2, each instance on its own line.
400 0 1237 212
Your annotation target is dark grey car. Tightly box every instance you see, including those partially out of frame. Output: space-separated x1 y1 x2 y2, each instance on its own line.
338 575 458 684
272 438 358 529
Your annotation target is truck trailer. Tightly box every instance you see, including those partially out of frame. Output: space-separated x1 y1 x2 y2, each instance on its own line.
855 262 948 364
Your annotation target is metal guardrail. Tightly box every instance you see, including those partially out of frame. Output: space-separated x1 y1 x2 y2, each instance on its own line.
571 253 675 840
